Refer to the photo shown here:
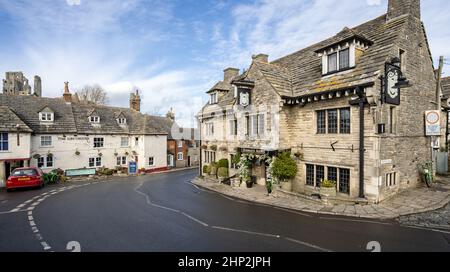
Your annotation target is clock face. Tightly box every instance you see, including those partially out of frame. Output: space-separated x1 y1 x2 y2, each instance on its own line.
240 92 249 107
387 69 399 99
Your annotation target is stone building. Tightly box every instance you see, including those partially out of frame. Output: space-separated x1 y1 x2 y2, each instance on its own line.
2 72 42 97
198 0 443 203
0 83 171 187
163 109 200 168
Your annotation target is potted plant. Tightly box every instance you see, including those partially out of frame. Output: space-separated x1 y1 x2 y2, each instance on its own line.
320 179 337 199
210 162 218 178
32 154 41 160
272 152 298 192
237 154 253 188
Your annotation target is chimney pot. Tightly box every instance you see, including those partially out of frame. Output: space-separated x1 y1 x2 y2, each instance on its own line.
223 68 239 82
387 0 420 21
252 54 269 63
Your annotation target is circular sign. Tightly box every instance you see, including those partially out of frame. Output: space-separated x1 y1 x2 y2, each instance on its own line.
426 111 440 124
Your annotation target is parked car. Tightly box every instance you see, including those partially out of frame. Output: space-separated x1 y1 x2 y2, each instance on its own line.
6 167 45 192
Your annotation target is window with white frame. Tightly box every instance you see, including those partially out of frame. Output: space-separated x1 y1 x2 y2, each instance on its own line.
178 141 183 148
39 112 54 122
117 118 127 125
206 123 214 136
93 137 104 148
149 157 155 166
324 47 351 75
249 114 265 136
0 133 8 151
229 119 238 136
121 137 129 147
89 157 102 167
37 155 53 168
116 156 127 166
89 116 100 123
40 136 52 147
209 92 218 104
177 152 184 161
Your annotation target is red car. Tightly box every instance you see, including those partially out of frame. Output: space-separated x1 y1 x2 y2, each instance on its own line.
6 167 45 192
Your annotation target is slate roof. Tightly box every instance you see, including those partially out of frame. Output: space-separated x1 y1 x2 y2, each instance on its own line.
0 106 32 133
205 12 413 101
0 94 171 135
208 81 231 93
442 77 450 98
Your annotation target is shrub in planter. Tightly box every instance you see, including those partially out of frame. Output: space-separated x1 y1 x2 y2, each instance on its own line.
217 167 229 178
320 179 337 198
272 152 298 182
217 159 229 169
210 162 218 176
203 164 211 175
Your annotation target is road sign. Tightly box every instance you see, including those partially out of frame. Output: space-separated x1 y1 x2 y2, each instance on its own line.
425 110 441 136
129 161 137 175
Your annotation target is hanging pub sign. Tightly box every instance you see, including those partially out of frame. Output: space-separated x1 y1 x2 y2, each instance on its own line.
425 110 441 136
383 63 401 105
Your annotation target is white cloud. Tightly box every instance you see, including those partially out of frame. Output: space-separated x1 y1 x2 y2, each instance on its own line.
66 0 81 6
366 0 381 6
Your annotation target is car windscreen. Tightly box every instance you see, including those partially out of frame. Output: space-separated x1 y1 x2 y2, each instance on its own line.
11 169 38 177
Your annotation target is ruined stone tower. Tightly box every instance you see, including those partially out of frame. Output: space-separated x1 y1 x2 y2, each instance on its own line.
2 72 32 95
33 75 42 97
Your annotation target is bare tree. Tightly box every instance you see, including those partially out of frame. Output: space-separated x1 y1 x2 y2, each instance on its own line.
76 84 109 105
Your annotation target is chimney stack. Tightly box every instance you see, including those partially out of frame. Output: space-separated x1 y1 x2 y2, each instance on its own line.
130 89 141 112
223 68 239 83
166 108 175 121
252 54 269 63
387 0 420 21
63 82 72 103
34 75 42 97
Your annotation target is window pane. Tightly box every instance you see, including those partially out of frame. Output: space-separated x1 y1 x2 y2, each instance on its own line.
89 158 95 167
316 165 324 187
340 108 351 134
252 115 258 136
317 111 326 134
96 157 102 166
339 168 350 194
258 114 265 135
328 53 337 72
327 109 338 134
339 49 350 70
328 167 337 182
46 156 53 167
306 164 314 186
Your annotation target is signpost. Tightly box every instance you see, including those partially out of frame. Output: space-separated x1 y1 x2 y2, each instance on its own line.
129 161 137 175
425 110 441 136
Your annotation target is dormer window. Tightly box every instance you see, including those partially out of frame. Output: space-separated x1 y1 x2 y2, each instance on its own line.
209 92 218 104
39 112 54 122
89 116 100 123
316 33 372 76
117 118 127 125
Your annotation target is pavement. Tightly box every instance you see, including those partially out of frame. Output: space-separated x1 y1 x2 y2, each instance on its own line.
192 176 450 220
1 168 449 252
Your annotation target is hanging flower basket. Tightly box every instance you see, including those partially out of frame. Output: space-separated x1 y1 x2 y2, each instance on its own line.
201 145 208 150
125 152 130 156
32 154 41 159
219 146 228 152
98 153 103 157
210 145 218 151
75 150 80 156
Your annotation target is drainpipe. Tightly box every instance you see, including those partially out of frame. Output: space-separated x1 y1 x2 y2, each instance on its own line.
351 86 366 199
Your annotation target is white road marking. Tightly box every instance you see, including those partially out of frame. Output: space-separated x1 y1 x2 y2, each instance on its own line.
29 221 36 227
28 216 33 221
31 202 39 206
17 204 26 208
27 207 34 211
151 203 180 213
0 210 26 215
24 200 33 204
32 226 39 233
181 212 209 227
35 234 43 241
10 208 19 212
284 237 333 252
28 211 33 216
41 242 51 251
401 225 450 235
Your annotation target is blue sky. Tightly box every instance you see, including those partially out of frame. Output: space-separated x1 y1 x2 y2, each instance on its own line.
0 0 449 126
